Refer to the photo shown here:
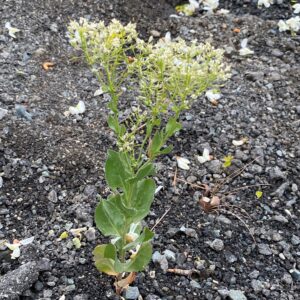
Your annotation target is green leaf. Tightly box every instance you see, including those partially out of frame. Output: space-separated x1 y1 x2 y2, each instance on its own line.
93 244 118 275
107 115 119 133
223 155 233 168
115 242 153 273
130 178 155 222
105 150 133 189
126 242 152 272
255 190 263 199
95 194 132 236
165 117 182 138
119 124 126 136
158 145 173 155
148 131 164 158
123 227 154 251
135 162 155 181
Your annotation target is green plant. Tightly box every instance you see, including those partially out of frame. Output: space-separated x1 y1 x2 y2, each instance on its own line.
68 18 229 291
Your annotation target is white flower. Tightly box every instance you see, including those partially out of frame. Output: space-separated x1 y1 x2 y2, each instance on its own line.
217 9 230 15
189 0 200 9
94 87 104 96
176 156 191 170
239 38 254 56
232 138 248 146
286 16 300 32
202 0 219 13
164 32 171 43
68 101 86 115
205 90 221 101
257 0 273 8
293 3 300 14
5 22 20 39
197 148 211 164
278 20 289 32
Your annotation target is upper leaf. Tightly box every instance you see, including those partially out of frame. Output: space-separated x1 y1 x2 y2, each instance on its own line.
105 150 133 190
165 117 182 138
135 161 156 181
95 194 133 236
129 178 155 223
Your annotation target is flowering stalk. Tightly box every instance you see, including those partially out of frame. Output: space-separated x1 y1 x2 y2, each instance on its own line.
68 18 229 291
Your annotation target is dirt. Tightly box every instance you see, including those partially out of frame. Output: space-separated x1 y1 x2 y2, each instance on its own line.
0 0 300 299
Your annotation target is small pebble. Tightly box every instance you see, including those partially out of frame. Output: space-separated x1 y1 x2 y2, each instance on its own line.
208 239 224 252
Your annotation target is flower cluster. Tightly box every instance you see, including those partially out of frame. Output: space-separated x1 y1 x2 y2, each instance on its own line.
129 36 230 117
257 0 273 8
278 16 300 33
68 18 138 65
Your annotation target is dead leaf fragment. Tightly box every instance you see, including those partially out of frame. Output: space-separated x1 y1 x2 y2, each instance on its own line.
114 272 136 293
167 268 198 277
199 195 220 213
42 62 55 70
232 137 248 146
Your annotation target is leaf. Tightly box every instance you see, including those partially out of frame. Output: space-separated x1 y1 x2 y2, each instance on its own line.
126 242 152 272
93 244 118 276
72 237 81 249
11 247 21 259
205 90 221 101
115 242 153 273
94 87 104 96
130 178 156 223
20 236 34 246
105 150 133 190
135 162 155 181
42 62 55 70
176 156 190 170
223 155 233 168
123 227 154 251
148 131 164 158
69 101 86 115
107 115 120 134
158 145 173 155
165 117 182 138
59 231 69 239
197 148 211 164
256 190 263 199
232 137 248 146
95 194 131 236
5 22 20 38
115 272 136 291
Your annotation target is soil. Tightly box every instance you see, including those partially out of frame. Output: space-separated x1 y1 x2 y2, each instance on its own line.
0 0 300 299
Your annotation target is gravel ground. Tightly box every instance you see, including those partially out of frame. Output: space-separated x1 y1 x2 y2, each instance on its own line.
0 0 300 299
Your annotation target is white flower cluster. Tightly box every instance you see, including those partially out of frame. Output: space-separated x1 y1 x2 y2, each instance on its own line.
257 0 274 8
278 17 300 32
278 4 300 33
68 18 138 64
202 0 219 13
129 36 230 115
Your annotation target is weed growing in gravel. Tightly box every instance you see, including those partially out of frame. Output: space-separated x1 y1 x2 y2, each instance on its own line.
68 18 229 293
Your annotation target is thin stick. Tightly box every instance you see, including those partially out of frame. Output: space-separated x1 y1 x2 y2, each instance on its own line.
172 167 178 188
151 207 171 231
222 183 271 195
220 208 256 244
212 157 260 195
174 176 207 190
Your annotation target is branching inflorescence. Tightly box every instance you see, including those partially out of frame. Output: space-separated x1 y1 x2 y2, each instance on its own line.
68 18 229 292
